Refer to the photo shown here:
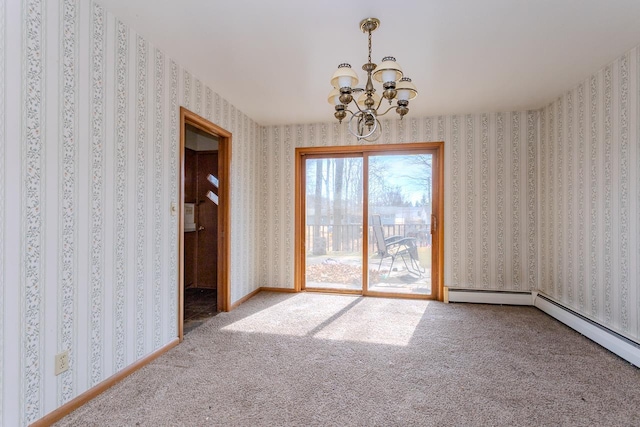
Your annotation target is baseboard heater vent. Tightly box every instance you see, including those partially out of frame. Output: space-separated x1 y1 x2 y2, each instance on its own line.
534 293 640 368
445 288 534 306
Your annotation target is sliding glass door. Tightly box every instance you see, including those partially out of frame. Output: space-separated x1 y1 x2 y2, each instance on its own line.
297 143 443 300
367 153 433 295
304 156 363 292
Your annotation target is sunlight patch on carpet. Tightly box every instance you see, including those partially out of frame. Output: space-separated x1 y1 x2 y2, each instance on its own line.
221 293 360 336
222 293 429 346
313 298 429 346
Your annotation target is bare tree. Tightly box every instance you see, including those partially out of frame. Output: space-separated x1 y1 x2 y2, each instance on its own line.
312 160 326 254
332 158 345 251
399 154 432 204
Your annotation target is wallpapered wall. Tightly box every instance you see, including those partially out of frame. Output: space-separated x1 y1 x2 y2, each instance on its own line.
1 1 261 425
260 111 539 293
3 0 639 424
539 46 640 343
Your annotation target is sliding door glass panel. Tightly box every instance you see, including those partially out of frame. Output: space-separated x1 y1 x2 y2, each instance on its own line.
305 157 363 291
367 154 432 295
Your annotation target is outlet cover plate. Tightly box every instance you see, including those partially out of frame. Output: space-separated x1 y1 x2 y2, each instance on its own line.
55 350 69 375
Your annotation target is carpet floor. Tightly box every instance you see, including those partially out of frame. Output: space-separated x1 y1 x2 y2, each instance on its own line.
56 291 640 426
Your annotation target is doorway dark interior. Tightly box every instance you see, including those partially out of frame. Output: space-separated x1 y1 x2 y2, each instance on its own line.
183 288 217 334
183 123 219 333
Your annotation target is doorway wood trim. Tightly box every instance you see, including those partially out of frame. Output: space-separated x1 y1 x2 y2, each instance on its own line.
179 107 231 342
294 142 445 301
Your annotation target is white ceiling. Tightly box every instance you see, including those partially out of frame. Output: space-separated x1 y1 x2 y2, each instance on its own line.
98 0 640 126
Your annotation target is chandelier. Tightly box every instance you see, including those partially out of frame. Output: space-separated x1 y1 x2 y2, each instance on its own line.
328 17 418 142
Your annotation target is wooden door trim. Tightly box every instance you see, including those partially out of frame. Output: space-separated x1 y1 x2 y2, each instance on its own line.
362 152 370 294
294 141 444 301
294 148 304 292
179 107 231 342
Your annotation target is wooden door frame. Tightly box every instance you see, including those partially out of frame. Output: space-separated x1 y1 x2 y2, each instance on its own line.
294 142 445 301
179 107 231 342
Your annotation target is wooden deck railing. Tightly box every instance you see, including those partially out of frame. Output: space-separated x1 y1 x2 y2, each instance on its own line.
306 223 431 255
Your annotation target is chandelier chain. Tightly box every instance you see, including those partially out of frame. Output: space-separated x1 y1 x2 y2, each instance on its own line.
367 30 372 64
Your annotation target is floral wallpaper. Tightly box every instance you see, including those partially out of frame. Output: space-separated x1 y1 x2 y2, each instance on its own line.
1 0 639 425
0 0 5 423
1 1 262 424
260 111 538 292
539 46 640 343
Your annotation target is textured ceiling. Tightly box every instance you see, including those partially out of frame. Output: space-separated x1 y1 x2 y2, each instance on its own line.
98 0 640 126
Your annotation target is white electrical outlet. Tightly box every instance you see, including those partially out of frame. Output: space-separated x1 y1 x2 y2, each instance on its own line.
55 350 69 375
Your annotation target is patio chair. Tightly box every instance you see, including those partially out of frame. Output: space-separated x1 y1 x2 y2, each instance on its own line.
370 214 424 277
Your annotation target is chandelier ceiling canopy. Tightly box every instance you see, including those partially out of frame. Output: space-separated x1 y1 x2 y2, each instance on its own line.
328 17 417 142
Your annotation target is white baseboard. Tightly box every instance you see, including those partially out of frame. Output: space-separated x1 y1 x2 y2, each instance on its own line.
534 294 640 368
445 287 534 305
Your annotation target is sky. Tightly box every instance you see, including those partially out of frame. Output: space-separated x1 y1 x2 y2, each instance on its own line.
370 154 431 204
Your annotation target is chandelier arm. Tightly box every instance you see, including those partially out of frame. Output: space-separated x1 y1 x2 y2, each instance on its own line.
376 105 398 117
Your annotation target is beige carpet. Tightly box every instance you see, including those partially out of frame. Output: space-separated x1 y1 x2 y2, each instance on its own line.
57 292 640 426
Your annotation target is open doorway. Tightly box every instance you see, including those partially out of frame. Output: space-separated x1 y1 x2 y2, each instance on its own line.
179 107 231 341
183 124 218 333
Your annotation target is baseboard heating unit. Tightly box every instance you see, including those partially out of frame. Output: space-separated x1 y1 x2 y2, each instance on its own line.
445 288 534 305
534 293 640 368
